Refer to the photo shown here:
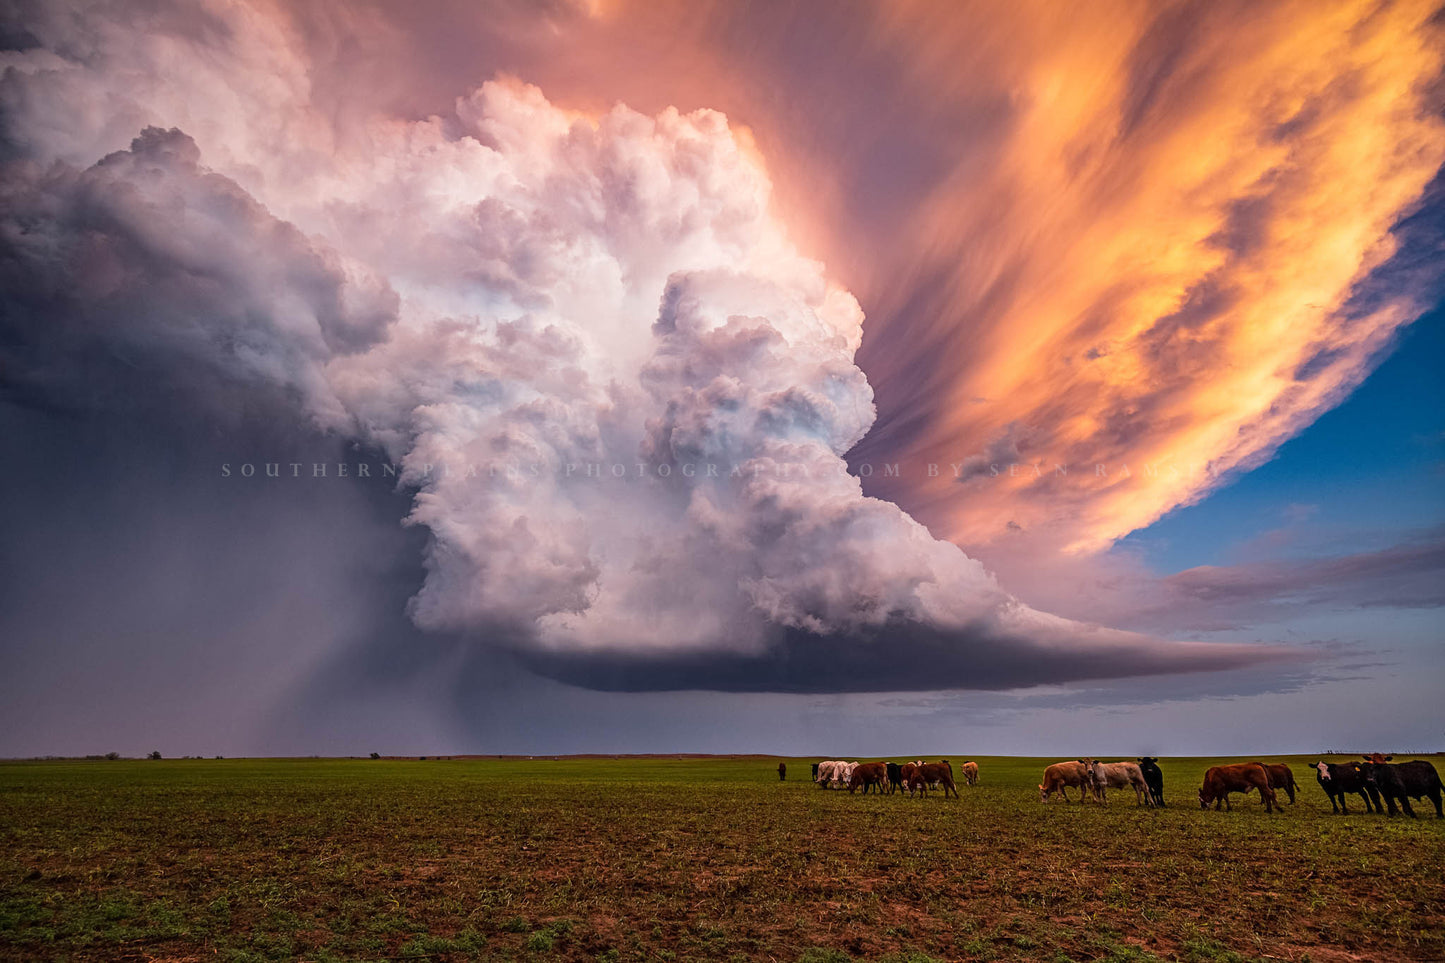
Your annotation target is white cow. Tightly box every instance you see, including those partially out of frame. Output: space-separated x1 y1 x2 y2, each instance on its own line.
1086 760 1153 806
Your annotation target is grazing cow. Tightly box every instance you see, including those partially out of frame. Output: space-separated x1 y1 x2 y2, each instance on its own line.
1086 760 1152 806
914 761 958 798
885 762 903 795
778 762 787 781
907 760 937 788
899 762 921 796
1362 754 1444 819
1039 760 1090 803
915 759 953 790
961 761 979 786
1253 762 1297 804
837 761 858 789
1199 763 1278 812
849 762 888 795
1312 761 1378 814
1138 758 1165 807
815 760 840 788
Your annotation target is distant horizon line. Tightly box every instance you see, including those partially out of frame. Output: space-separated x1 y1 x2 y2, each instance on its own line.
5 749 1442 762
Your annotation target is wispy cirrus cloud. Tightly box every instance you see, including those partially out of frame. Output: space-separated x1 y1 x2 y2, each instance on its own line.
977 526 1445 638
1162 532 1445 616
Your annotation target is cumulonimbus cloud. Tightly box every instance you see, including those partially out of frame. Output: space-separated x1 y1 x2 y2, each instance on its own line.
0 0 1340 691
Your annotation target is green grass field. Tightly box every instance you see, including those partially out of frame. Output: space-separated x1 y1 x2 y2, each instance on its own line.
1 755 1442 962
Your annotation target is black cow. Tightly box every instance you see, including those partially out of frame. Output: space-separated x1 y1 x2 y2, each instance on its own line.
885 762 903 795
1363 754 1444 819
1312 761 1379 814
811 762 819 783
1138 757 1165 807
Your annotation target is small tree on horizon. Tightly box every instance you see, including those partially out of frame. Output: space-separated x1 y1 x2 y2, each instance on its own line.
149 750 162 760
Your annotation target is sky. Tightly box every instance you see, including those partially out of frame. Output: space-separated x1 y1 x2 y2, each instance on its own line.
0 0 1441 758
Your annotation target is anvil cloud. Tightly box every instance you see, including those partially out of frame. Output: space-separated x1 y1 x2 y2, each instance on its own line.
837 0 1445 554
1 0 1439 701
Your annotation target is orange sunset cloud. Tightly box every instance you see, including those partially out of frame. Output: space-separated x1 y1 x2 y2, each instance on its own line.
842 0 1445 553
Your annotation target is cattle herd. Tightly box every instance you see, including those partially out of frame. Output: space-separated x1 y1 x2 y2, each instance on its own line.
804 754 1443 818
812 759 972 797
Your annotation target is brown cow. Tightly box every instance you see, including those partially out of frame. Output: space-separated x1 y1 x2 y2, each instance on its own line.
848 762 888 795
1252 762 1296 804
909 759 952 789
1039 760 1090 803
914 761 958 798
899 762 921 796
961 761 979 786
1199 763 1278 812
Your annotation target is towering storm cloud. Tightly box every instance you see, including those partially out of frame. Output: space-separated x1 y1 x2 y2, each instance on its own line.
0 0 1293 690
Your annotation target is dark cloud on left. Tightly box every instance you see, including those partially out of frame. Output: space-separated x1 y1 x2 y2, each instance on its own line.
0 118 416 755
1 126 396 426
